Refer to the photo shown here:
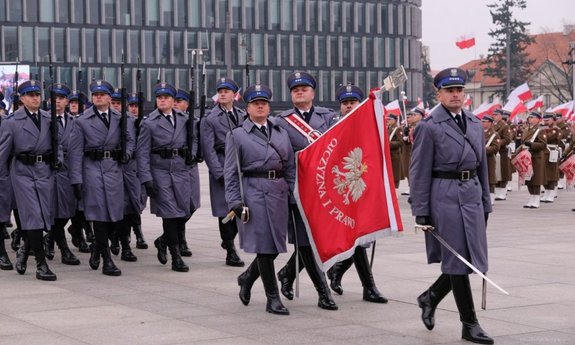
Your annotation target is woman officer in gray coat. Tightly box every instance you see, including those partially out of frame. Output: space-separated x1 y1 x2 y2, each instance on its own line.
136 82 192 273
225 85 295 315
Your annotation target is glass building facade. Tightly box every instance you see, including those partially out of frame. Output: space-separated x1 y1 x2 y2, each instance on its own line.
0 0 422 109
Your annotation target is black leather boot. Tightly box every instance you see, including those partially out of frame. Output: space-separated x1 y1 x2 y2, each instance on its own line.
10 228 21 251
1 223 9 239
177 221 192 257
299 246 338 310
451 275 494 344
119 220 138 262
100 247 122 276
68 224 90 253
15 240 30 274
277 251 303 300
327 257 353 295
89 243 100 270
353 246 388 303
258 256 289 315
154 236 168 265
35 249 57 281
44 232 55 260
417 273 452 331
169 245 189 272
221 240 244 267
83 220 95 243
109 227 120 256
0 235 13 270
132 215 148 249
56 238 80 265
238 259 260 305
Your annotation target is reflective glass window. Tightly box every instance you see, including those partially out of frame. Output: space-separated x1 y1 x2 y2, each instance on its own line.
68 28 80 64
9 0 22 22
281 2 292 30
175 0 186 27
270 0 280 30
99 29 112 64
87 1 100 24
4 26 18 61
57 0 69 23
296 0 305 32
172 31 183 64
71 0 84 24
143 30 155 64
21 27 35 62
244 0 254 29
256 0 267 30
304 35 313 67
146 0 159 26
103 0 116 25
0 0 5 21
292 35 301 67
341 36 350 67
188 0 200 27
38 28 50 62
27 0 39 22
356 2 365 33
162 0 173 25
128 30 140 64
267 34 277 66
159 30 169 65
251 33 264 66
320 1 329 32
114 29 126 63
279 35 289 67
54 28 66 62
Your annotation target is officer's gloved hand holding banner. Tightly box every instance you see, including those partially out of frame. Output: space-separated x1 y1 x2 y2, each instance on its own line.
295 92 403 271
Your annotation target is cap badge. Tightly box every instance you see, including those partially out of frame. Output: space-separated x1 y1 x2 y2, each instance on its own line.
450 69 458 76
295 72 301 79
255 85 261 91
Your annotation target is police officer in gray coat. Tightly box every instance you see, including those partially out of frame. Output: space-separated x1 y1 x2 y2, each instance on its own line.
226 84 295 315
0 112 14 270
0 80 61 280
69 80 136 277
201 78 245 267
44 83 81 266
410 68 493 344
274 71 338 311
136 83 192 272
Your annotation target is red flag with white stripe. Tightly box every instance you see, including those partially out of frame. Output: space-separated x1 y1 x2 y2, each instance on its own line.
553 101 574 121
502 97 527 120
525 95 544 111
456 34 476 49
384 99 402 117
508 83 532 102
295 93 403 270
473 100 501 119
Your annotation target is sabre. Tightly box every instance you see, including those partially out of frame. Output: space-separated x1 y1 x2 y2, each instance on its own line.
415 225 509 296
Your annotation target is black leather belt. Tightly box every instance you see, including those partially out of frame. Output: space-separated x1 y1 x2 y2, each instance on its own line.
84 149 122 161
15 152 54 165
151 147 189 159
243 170 285 179
214 145 225 154
432 170 477 181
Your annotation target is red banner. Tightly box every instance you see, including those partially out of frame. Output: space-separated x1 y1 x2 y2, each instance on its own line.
295 94 403 270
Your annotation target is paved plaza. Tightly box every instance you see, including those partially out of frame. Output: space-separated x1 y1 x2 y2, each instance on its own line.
1 165 574 345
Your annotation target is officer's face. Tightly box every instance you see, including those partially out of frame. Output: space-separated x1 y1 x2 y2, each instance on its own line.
92 92 111 108
69 101 79 114
128 103 139 117
340 99 360 116
156 95 175 112
247 100 270 123
386 118 397 127
290 86 315 106
543 118 554 126
493 113 502 122
218 89 235 106
527 116 540 126
481 120 492 130
437 87 465 113
175 99 189 112
55 95 68 113
111 100 122 112
21 92 42 111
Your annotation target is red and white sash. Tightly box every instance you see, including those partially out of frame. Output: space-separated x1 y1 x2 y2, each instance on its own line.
284 113 322 143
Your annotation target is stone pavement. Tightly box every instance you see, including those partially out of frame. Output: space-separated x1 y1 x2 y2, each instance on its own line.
1 166 574 345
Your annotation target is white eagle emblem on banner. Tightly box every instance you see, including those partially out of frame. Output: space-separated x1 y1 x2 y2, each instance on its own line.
332 148 368 205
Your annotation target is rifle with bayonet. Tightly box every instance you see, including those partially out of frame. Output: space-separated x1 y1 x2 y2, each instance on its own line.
135 56 145 134
195 62 206 163
12 58 19 112
77 56 84 113
120 51 128 163
185 52 197 165
48 54 61 170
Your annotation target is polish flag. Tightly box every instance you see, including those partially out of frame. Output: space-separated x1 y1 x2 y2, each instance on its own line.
384 99 402 116
525 95 544 111
508 83 532 102
295 92 403 270
211 88 243 104
502 97 527 120
553 101 574 121
473 100 501 119
456 34 476 49
463 95 472 109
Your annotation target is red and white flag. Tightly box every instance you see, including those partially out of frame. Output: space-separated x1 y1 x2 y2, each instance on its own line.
456 34 476 49
463 95 473 109
502 97 527 120
384 99 402 116
553 101 574 121
415 97 424 109
508 83 532 102
211 88 243 104
473 100 501 119
525 95 544 111
295 93 403 270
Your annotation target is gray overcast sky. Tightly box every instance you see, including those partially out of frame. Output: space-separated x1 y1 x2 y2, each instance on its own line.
421 0 574 70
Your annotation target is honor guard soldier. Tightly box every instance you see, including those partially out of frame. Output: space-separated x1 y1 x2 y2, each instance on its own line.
110 88 122 112
482 115 501 205
401 107 425 195
227 84 295 315
555 111 572 189
200 78 246 267
492 109 514 200
68 91 90 116
520 111 547 208
274 71 338 311
541 112 562 202
386 113 405 188
68 80 136 276
136 83 192 272
127 93 140 117
410 68 494 344
43 83 81 266
0 97 13 270
327 84 388 304
0 80 62 280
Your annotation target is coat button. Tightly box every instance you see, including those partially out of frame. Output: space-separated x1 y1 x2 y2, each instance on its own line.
458 183 462 186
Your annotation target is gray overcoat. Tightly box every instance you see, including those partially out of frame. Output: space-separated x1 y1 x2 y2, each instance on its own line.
136 109 192 219
54 113 77 219
0 114 12 222
68 106 135 222
224 119 295 254
274 106 336 246
409 105 492 275
201 106 246 217
0 108 61 230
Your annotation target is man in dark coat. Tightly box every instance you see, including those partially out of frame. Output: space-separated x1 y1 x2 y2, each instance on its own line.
274 71 338 311
0 80 61 280
68 80 135 276
410 68 494 344
226 84 295 315
200 78 245 267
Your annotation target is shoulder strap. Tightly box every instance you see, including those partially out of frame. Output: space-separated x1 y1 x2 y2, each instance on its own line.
485 133 497 148
284 113 321 143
